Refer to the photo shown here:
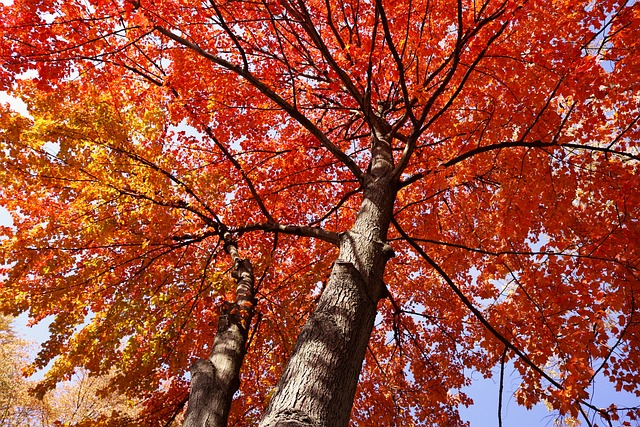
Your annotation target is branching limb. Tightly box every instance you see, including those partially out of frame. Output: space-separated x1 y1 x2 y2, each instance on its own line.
104 143 223 224
392 217 564 389
442 140 640 168
154 25 364 183
376 0 416 127
174 221 339 246
393 219 630 426
200 124 276 224
280 0 365 109
309 186 361 226
233 222 340 246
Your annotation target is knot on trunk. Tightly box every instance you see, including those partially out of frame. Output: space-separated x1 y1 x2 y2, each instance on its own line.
271 409 318 427
191 359 215 378
337 230 395 284
232 258 254 279
381 242 395 260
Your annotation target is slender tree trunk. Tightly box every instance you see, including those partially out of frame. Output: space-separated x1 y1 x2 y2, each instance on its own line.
259 135 397 427
183 232 256 427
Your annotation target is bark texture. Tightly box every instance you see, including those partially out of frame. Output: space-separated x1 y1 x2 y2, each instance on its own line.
183 233 256 427
258 133 397 427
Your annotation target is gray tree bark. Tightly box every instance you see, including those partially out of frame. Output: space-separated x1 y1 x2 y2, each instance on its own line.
183 232 256 427
258 133 397 427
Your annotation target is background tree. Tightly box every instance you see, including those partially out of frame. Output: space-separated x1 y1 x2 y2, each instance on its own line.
0 315 40 426
37 368 143 427
0 0 639 426
0 316 140 427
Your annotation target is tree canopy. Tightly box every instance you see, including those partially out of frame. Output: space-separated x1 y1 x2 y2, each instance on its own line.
0 0 639 425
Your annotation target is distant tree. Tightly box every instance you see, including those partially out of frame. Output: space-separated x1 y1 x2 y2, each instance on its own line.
35 369 141 427
0 316 39 427
0 0 639 426
0 316 141 427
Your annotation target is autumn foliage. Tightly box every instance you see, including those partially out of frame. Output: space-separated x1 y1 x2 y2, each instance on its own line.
0 0 639 425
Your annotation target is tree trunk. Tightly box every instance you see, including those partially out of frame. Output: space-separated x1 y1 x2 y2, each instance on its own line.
258 168 397 427
182 131 397 427
183 234 256 427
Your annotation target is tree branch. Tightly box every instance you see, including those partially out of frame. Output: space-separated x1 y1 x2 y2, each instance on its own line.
154 25 365 183
394 219 628 425
498 346 507 427
234 222 340 246
392 218 564 390
442 140 640 168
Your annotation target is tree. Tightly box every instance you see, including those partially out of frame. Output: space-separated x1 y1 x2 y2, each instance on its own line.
0 315 40 426
39 369 144 427
0 315 140 427
0 0 639 425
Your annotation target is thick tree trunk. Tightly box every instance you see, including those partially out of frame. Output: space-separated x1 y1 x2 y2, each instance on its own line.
183 234 256 427
258 168 397 427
